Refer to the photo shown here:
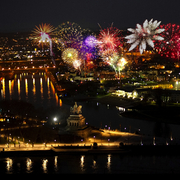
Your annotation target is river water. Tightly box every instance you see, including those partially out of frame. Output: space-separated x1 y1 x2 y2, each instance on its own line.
2 154 180 174
1 72 180 173
0 72 60 108
1 72 180 139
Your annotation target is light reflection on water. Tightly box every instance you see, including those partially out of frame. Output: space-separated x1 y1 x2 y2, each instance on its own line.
42 159 48 173
26 158 32 173
2 154 180 174
1 73 180 139
107 154 111 172
0 73 61 108
54 156 58 172
80 155 85 172
6 158 13 173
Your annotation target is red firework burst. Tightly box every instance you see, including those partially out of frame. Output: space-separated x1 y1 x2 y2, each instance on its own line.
97 27 122 56
154 23 180 60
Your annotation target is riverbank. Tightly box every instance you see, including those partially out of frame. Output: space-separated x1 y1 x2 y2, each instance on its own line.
71 94 139 108
94 95 139 108
66 93 180 125
1 144 180 157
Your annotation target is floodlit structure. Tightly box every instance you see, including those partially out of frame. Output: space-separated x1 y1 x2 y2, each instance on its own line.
65 102 95 139
66 102 85 129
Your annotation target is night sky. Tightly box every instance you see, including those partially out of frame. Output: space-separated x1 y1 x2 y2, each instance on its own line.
0 0 180 32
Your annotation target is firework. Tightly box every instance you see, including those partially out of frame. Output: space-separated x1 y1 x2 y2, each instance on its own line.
32 23 55 64
125 19 165 54
97 25 122 66
117 57 127 71
85 36 97 48
154 23 180 59
62 48 78 65
99 49 116 65
98 26 121 56
32 23 55 42
107 52 127 78
81 34 99 61
55 21 83 52
73 59 82 70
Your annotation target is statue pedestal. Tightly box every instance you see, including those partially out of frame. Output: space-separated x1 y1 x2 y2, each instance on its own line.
67 114 85 128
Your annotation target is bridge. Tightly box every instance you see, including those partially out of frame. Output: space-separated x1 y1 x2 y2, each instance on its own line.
0 58 62 73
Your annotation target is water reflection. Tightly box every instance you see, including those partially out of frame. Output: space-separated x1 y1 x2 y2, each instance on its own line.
33 78 36 96
9 80 12 99
18 79 20 99
92 156 97 170
107 154 111 172
26 158 32 173
2 78 5 99
1 73 180 139
54 156 58 171
47 77 51 100
42 159 48 173
25 78 28 98
0 73 62 109
1 89 3 99
40 77 43 99
80 155 85 171
92 160 96 170
0 154 180 173
59 99 62 107
6 158 13 173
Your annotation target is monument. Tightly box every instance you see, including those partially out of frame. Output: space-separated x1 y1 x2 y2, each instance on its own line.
66 102 85 129
65 102 102 140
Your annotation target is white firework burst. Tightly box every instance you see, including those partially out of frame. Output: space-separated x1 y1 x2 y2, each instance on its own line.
125 19 165 54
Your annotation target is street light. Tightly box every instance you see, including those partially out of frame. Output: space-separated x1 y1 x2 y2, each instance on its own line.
53 117 57 125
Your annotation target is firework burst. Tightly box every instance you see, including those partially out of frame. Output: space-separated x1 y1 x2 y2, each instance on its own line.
154 23 180 59
32 23 55 42
106 52 127 78
62 48 78 64
32 23 56 64
85 35 97 48
97 26 122 57
73 59 82 70
81 35 99 61
125 19 165 54
55 21 83 52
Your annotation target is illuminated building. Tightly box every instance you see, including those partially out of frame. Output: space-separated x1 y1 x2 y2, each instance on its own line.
65 102 94 139
140 83 173 89
66 102 85 129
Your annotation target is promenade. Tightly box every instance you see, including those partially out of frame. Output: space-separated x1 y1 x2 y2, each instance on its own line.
0 129 137 154
0 128 178 156
1 141 180 157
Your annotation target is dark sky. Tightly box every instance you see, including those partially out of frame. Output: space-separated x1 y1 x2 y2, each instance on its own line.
0 0 180 33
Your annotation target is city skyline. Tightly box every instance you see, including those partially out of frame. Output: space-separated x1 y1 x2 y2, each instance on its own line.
0 0 180 32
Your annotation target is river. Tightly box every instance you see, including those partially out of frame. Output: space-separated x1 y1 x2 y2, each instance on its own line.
2 154 180 174
0 72 61 108
1 72 180 139
1 72 180 173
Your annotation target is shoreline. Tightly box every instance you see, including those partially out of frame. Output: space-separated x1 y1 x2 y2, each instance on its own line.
72 94 139 108
1 144 180 157
73 94 180 126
